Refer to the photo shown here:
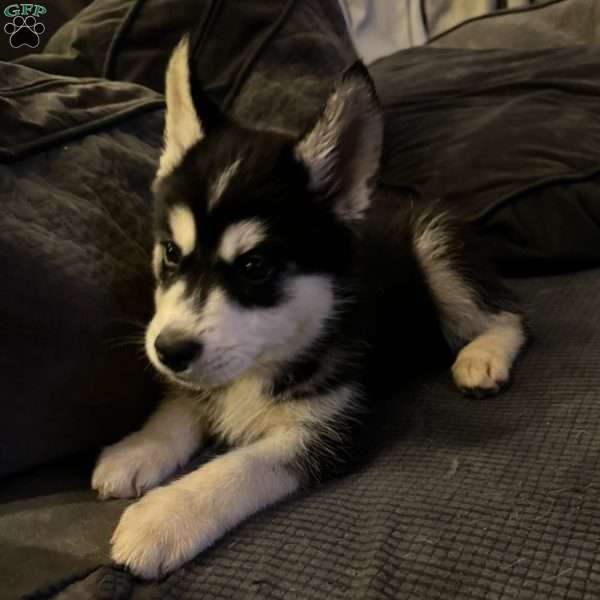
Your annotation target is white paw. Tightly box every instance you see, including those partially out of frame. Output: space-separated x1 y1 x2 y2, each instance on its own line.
111 486 219 579
92 433 180 499
452 346 509 398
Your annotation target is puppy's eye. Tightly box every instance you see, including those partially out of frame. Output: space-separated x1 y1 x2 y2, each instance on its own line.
238 253 275 284
161 240 182 267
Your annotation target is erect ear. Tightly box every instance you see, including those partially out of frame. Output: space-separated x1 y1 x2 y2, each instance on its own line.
294 62 383 222
156 36 224 179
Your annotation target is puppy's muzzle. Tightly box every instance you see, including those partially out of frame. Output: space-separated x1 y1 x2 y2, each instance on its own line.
155 331 202 373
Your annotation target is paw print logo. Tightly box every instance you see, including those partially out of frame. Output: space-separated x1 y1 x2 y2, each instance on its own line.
4 15 45 48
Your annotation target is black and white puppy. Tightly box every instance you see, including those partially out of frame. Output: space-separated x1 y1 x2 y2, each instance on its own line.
92 38 527 579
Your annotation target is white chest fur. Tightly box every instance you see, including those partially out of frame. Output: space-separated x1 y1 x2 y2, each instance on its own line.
203 375 359 449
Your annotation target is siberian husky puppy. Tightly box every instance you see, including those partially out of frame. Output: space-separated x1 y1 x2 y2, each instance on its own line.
92 38 527 579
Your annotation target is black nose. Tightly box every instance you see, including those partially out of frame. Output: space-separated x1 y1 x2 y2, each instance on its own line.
154 333 202 373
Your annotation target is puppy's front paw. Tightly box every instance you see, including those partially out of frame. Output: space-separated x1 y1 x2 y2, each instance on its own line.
452 346 509 398
92 433 180 499
111 486 218 579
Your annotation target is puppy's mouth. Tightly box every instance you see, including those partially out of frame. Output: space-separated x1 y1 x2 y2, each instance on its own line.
146 336 256 389
173 361 246 389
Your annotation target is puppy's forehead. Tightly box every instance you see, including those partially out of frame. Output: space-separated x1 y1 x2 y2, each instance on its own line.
208 158 242 212
167 152 250 257
154 128 309 257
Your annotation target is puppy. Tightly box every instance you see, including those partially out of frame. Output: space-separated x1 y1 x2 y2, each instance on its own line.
92 38 527 579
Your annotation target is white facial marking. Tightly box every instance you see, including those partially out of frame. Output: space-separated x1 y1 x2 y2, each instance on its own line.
146 281 197 373
176 275 335 386
218 220 267 263
156 37 203 180
152 244 162 278
146 275 335 387
169 205 196 257
209 158 241 210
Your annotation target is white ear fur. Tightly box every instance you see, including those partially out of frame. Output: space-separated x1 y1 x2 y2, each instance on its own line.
295 64 383 222
156 37 204 180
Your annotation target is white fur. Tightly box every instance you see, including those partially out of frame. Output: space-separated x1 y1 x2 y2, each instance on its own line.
413 215 525 394
107 384 357 579
209 158 241 210
156 37 203 180
146 258 335 387
152 244 162 278
208 376 359 446
92 394 204 499
169 205 196 257
217 219 267 263
182 275 335 386
452 311 526 394
110 431 300 579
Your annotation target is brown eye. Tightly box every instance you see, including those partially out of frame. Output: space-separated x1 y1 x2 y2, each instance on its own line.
161 240 182 267
239 253 275 284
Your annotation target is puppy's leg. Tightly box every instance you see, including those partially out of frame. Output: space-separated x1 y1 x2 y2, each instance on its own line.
414 213 527 397
110 428 303 579
92 389 204 499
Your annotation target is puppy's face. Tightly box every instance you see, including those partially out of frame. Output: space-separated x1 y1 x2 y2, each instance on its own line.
145 38 382 388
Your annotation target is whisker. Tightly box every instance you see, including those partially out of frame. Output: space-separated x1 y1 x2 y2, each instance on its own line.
104 334 147 351
105 317 148 330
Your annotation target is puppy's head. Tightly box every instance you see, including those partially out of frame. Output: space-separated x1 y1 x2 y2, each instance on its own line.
146 38 383 388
